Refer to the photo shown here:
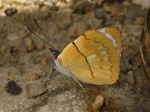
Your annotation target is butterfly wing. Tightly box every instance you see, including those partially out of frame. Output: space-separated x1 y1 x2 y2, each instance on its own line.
59 27 122 85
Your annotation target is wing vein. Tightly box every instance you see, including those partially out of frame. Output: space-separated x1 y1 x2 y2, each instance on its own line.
72 42 94 78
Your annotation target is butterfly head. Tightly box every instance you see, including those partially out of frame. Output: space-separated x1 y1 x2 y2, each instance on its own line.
49 48 60 59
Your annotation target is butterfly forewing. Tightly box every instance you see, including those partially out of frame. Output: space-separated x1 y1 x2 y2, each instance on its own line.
59 27 122 85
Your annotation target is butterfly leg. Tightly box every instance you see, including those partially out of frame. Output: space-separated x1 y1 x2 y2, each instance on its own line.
53 66 83 88
44 63 54 81
69 74 83 88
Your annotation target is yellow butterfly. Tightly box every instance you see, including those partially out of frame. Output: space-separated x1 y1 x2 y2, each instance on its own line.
49 27 122 86
26 22 122 87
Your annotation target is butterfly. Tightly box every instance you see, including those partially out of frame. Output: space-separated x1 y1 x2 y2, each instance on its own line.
49 27 122 86
26 22 122 87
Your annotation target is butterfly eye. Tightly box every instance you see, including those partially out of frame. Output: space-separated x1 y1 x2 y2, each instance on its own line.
57 58 61 63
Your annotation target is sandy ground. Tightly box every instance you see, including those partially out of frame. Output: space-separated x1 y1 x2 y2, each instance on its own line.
0 0 150 112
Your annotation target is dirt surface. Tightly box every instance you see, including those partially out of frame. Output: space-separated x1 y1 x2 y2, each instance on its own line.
0 0 150 112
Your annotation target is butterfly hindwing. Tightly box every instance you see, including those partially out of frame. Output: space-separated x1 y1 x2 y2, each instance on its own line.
59 27 121 85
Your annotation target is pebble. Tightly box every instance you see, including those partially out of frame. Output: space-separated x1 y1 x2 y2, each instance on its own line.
7 32 19 40
26 82 48 98
43 1 53 8
34 0 45 5
122 32 129 37
11 45 20 53
66 0 71 3
112 7 119 19
25 38 35 52
126 71 135 84
37 105 49 112
39 5 47 12
88 18 103 29
103 3 111 13
132 25 143 37
41 58 48 66
121 29 129 37
6 29 26 40
4 7 17 17
123 1 130 7
13 0 25 4
132 30 142 37
5 80 22 95
0 0 3 9
26 70 43 80
18 29 27 39
135 17 145 25
37 43 45 50
55 1 66 8
132 0 150 9
92 95 104 112
128 56 135 65
0 45 6 53
94 8 106 19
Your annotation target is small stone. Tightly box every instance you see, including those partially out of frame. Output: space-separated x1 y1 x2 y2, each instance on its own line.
41 58 48 66
135 17 145 25
128 57 134 65
55 1 66 8
18 29 27 38
103 4 111 12
27 71 42 80
66 0 71 2
10 45 20 53
25 64 45 79
43 1 53 8
0 46 6 53
132 30 142 37
92 95 104 112
37 105 49 112
123 1 130 7
26 82 48 98
4 7 17 17
13 0 24 4
0 0 3 9
7 32 19 40
94 8 105 19
126 71 135 84
25 38 35 52
5 80 22 95
88 18 103 29
40 5 50 12
112 7 119 19
132 0 150 9
37 43 45 50
122 32 129 37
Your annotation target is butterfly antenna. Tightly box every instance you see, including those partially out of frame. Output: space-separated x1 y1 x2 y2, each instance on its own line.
33 18 55 49
25 25 53 48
